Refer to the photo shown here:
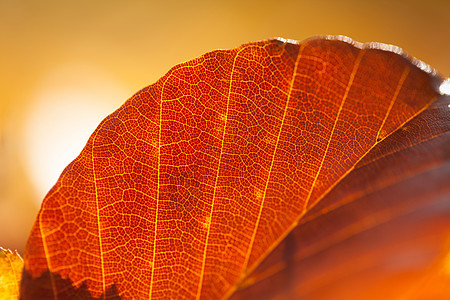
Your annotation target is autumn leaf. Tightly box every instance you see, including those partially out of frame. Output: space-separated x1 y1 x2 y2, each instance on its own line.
20 36 449 299
232 93 450 300
0 248 23 299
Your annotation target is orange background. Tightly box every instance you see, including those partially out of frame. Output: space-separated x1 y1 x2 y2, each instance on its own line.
1 0 449 254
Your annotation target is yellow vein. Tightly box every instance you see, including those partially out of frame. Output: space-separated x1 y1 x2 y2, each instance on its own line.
5 250 19 296
302 64 411 217
239 191 432 288
225 49 367 298
226 51 438 298
91 129 106 300
376 66 410 142
298 144 443 227
196 47 246 300
359 130 439 170
148 75 170 299
241 43 303 274
303 49 366 210
39 211 57 300
243 176 450 289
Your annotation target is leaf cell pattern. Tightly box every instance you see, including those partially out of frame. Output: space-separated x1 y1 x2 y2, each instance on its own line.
22 37 444 299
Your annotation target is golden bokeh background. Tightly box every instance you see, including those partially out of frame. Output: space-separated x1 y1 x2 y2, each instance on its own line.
1 0 449 254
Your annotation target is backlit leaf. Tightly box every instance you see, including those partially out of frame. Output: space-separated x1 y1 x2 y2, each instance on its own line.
0 247 23 299
21 36 448 299
232 92 450 300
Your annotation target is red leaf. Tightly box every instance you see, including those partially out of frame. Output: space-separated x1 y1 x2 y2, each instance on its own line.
21 36 448 299
232 94 450 300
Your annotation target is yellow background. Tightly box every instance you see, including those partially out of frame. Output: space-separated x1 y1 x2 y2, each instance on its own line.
1 0 449 253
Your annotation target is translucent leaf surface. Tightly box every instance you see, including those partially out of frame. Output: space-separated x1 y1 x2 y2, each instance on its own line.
21 36 448 299
0 247 23 299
